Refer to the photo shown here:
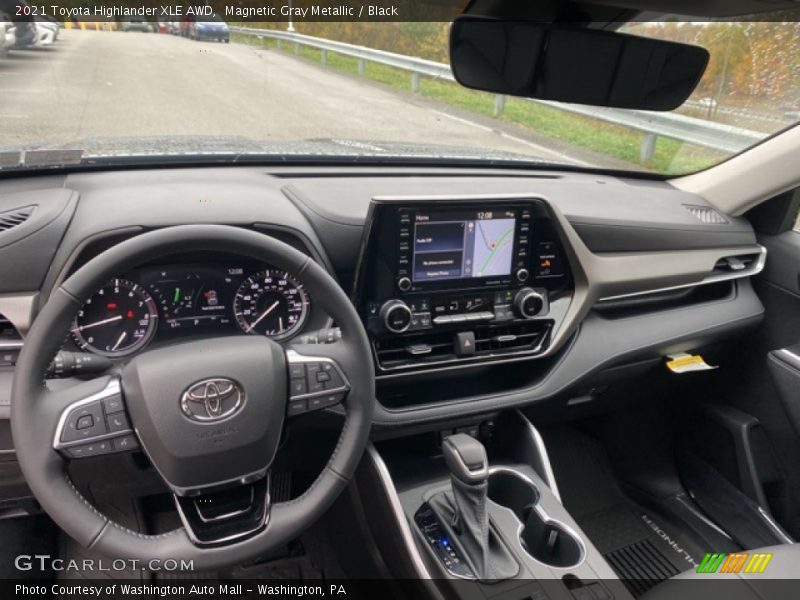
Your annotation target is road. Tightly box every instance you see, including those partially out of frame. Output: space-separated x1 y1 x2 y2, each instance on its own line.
0 29 587 165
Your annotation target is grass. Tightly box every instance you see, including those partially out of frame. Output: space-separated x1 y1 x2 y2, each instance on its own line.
232 33 723 175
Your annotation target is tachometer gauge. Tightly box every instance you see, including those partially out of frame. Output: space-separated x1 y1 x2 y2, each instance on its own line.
71 279 158 357
233 269 309 340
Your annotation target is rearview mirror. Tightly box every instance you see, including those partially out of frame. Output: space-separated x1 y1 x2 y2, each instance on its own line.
450 18 709 111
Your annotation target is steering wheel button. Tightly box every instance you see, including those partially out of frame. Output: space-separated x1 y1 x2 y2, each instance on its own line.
289 364 306 379
306 362 322 376
69 440 114 458
318 393 345 409
76 415 94 430
289 379 307 397
106 412 130 433
287 399 307 416
84 440 113 456
112 435 139 452
308 380 325 394
102 395 124 414
61 402 107 442
325 371 345 389
316 371 331 383
67 445 89 458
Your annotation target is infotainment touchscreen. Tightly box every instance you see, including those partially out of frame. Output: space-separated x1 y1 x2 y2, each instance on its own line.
412 209 517 282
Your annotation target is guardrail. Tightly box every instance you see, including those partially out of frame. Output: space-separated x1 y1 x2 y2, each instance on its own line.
230 26 765 162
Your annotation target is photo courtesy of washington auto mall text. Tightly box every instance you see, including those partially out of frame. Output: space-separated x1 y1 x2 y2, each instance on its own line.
15 582 351 598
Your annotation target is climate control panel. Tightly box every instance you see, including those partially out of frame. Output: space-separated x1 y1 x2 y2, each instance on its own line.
370 287 549 337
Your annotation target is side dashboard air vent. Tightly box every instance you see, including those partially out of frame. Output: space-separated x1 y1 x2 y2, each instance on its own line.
683 204 728 225
0 313 23 366
374 320 553 371
0 314 21 340
0 205 36 234
713 252 761 274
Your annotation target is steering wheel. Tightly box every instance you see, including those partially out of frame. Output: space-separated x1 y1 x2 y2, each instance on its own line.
10 225 375 569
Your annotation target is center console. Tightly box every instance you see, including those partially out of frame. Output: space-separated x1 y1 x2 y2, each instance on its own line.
354 197 573 374
362 413 632 600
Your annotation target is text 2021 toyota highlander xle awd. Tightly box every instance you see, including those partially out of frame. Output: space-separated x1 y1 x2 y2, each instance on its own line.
0 0 799 599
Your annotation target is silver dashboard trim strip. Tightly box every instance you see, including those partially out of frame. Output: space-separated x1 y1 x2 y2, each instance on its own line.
516 410 562 502
598 245 766 302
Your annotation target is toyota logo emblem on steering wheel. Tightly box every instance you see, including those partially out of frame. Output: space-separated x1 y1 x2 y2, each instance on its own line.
180 378 245 422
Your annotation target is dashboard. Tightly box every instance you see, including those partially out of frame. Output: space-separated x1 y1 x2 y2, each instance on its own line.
0 165 767 429
70 261 311 357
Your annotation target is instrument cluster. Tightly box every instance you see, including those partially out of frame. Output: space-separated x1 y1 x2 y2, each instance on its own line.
70 262 311 357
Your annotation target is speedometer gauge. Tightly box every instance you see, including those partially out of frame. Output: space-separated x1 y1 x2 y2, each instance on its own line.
233 269 309 340
71 279 158 356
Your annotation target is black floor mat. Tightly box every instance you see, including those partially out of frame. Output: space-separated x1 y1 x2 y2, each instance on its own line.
544 428 707 597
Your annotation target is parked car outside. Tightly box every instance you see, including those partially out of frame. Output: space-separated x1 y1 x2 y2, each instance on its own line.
121 17 153 33
0 0 36 48
189 14 230 42
34 16 58 45
0 12 15 57
11 20 36 48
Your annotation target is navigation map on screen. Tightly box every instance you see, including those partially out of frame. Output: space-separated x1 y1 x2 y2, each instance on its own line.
412 210 516 282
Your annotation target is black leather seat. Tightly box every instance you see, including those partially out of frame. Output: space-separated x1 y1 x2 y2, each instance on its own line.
641 544 800 600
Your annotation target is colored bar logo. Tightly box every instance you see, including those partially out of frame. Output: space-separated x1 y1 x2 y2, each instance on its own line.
696 552 773 574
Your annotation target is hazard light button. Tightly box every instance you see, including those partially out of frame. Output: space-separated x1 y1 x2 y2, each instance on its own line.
455 332 476 357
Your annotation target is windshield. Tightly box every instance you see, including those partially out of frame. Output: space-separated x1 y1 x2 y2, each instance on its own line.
0 6 798 176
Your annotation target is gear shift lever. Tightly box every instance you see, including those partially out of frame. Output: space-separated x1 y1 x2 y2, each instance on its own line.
439 433 517 579
442 433 490 487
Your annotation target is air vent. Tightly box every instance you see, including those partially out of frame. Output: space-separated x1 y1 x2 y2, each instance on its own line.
0 314 21 341
684 204 728 225
713 253 759 274
0 205 35 233
374 321 553 371
0 313 23 366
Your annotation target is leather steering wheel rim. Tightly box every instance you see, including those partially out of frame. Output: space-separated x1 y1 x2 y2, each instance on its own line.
10 225 374 569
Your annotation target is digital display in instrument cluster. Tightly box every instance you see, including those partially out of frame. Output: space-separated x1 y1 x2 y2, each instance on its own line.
143 266 239 329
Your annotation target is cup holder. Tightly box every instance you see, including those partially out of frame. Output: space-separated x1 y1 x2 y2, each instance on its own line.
487 469 584 569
